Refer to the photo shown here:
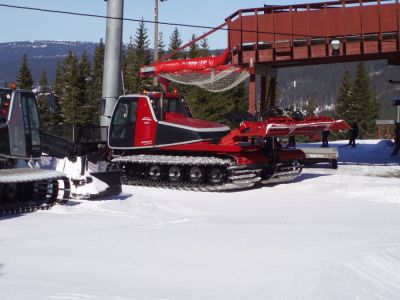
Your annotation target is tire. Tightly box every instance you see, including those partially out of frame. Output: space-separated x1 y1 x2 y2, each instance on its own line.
208 167 225 185
189 166 203 183
148 165 162 180
168 165 182 182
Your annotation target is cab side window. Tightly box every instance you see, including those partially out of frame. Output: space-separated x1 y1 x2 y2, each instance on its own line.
21 93 41 147
109 97 138 147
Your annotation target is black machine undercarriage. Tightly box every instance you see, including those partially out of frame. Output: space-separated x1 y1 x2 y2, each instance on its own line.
113 153 302 192
0 168 70 216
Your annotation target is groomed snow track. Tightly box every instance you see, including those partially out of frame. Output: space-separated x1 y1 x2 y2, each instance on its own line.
113 154 303 191
0 168 70 216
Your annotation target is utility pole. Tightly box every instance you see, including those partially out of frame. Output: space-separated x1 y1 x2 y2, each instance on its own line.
153 0 167 87
101 0 124 128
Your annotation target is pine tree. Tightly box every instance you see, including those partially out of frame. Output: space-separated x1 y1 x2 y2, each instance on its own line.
58 51 83 125
78 50 92 124
188 34 198 58
16 54 34 90
351 62 380 138
123 36 137 94
123 20 152 94
134 19 151 67
88 39 104 125
168 27 183 59
303 98 318 116
186 82 248 126
158 32 166 60
134 20 152 91
335 69 353 122
198 37 210 57
52 63 64 124
53 63 63 99
37 70 52 128
335 64 380 138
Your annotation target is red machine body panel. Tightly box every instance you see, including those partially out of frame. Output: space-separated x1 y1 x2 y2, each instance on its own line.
163 112 229 130
134 96 158 148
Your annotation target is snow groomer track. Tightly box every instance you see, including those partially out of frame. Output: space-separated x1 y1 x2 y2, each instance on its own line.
0 168 70 216
113 154 302 191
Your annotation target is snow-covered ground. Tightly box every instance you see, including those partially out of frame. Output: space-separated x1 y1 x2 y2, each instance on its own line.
1 140 400 300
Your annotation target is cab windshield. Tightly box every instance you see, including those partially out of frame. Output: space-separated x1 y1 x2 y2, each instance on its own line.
151 96 192 120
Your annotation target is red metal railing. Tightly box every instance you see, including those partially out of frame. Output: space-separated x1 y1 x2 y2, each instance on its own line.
226 0 400 66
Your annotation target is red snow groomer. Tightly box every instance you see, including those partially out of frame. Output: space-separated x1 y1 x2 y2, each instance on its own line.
109 52 349 191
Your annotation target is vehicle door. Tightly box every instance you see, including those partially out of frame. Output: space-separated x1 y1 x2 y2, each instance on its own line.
134 96 157 147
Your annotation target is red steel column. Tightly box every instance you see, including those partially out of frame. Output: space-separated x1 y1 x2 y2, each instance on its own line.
259 75 267 113
269 76 277 108
249 73 257 115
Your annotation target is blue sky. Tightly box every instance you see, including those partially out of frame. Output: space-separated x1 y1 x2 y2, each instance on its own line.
0 0 311 49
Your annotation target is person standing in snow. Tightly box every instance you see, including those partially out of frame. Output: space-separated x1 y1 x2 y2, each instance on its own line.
348 122 358 147
288 136 296 148
391 122 400 156
321 129 330 147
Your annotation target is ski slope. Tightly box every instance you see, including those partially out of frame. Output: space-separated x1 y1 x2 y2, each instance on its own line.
1 140 400 300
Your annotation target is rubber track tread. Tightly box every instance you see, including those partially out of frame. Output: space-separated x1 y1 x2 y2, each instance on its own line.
0 170 70 217
114 154 261 191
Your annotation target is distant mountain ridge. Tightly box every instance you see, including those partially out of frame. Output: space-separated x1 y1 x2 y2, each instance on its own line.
1 40 399 119
0 40 97 86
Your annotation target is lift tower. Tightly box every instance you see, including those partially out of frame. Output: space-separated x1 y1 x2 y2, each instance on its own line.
101 0 124 128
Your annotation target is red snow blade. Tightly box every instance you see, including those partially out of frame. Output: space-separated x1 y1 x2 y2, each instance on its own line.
235 117 350 139
264 116 351 136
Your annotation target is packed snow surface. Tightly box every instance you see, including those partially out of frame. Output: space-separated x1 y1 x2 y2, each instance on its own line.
1 140 400 299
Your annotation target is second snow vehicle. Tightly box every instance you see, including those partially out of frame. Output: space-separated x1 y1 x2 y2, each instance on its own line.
109 91 347 191
0 87 70 215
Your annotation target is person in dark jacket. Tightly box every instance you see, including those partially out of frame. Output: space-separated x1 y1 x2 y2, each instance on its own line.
288 135 296 148
391 122 400 156
348 122 359 147
321 129 330 147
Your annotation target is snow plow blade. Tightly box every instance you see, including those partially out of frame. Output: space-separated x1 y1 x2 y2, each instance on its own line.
229 117 351 139
87 171 122 200
264 116 351 136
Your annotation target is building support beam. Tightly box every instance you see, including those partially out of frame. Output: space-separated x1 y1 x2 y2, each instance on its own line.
259 75 267 114
248 65 277 116
267 76 277 109
249 73 257 115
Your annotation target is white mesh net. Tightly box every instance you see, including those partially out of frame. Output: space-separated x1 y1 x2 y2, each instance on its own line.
159 66 249 92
